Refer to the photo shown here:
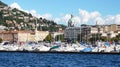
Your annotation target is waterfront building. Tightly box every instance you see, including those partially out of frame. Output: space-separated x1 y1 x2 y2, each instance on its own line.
101 24 120 38
64 15 81 41
64 27 81 41
0 30 49 42
32 30 49 42
64 14 120 42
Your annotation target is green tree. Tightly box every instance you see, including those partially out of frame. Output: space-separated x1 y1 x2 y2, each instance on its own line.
110 34 120 42
12 8 17 12
101 36 107 41
42 26 49 31
116 34 120 40
55 34 64 41
60 34 64 42
0 21 4 25
44 34 52 42
0 38 3 43
111 37 119 42
89 36 107 44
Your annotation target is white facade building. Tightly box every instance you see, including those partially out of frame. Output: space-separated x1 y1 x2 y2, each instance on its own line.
64 27 81 40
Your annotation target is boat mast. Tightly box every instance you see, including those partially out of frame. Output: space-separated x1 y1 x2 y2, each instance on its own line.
80 21 82 42
35 18 38 43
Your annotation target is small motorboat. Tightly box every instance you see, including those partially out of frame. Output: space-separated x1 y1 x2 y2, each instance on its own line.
80 47 92 52
49 45 60 51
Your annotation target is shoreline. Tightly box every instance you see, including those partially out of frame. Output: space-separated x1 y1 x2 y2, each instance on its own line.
0 50 120 54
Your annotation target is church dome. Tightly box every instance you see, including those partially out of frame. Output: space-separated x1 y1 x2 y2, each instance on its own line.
68 17 75 23
68 15 76 27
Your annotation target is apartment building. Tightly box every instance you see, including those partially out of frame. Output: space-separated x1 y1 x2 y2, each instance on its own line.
102 24 120 38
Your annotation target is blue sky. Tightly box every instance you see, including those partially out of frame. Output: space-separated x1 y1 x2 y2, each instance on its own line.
1 0 120 25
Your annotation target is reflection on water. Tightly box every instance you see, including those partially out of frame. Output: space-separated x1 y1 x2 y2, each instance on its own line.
0 52 120 67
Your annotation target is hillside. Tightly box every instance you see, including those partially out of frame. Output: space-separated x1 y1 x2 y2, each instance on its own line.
0 1 66 32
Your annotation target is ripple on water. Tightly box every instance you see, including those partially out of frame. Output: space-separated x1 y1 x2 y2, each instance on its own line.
0 52 120 67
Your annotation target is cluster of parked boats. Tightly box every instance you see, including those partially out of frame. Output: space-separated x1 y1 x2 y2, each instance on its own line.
0 41 120 53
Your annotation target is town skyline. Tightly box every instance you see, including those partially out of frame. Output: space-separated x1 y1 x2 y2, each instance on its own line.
1 0 120 25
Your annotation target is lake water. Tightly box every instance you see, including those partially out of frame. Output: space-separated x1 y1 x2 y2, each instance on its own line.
0 52 120 67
